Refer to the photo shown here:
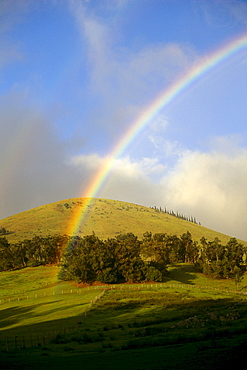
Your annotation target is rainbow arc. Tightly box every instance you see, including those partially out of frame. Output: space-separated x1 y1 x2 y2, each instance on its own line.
65 33 247 238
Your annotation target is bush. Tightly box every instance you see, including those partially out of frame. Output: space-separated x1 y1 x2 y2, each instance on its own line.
97 268 118 283
145 266 163 282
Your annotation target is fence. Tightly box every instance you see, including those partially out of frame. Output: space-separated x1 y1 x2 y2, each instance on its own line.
0 287 107 351
1 325 81 352
1 281 247 306
1 282 247 351
0 286 104 305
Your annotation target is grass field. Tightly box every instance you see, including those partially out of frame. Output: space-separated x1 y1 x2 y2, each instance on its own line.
1 264 247 369
0 266 105 343
1 198 247 368
1 197 244 245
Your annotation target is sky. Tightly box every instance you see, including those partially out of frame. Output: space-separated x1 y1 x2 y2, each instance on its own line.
0 0 247 241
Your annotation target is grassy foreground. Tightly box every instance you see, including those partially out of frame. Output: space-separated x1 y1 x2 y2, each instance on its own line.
1 265 247 369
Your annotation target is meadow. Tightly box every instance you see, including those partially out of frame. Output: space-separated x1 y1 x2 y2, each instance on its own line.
1 264 247 369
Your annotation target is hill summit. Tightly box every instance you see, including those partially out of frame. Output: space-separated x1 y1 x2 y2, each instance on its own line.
0 198 245 245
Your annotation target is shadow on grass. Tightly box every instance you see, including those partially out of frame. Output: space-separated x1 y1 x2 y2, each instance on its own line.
1 292 247 370
165 264 197 285
0 306 35 329
0 301 87 330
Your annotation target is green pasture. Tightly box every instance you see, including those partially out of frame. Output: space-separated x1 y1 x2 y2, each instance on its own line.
166 263 247 291
0 266 104 344
1 264 247 369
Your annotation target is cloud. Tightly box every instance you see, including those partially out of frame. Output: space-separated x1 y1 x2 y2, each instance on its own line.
0 92 84 218
199 0 247 28
1 92 246 242
160 139 247 240
1 1 246 245
69 136 247 241
69 152 166 206
69 0 196 136
70 153 166 177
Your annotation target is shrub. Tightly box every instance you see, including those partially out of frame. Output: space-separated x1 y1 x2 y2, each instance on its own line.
145 266 163 282
97 268 118 283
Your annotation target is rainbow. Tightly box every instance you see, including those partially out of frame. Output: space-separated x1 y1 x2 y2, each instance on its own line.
65 32 247 237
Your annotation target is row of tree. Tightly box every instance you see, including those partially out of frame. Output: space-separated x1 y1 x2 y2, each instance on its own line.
194 236 246 282
59 233 155 284
60 231 246 284
150 206 200 224
0 232 245 284
0 235 69 271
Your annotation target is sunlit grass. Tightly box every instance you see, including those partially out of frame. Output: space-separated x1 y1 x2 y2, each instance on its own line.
0 266 104 340
2 197 243 245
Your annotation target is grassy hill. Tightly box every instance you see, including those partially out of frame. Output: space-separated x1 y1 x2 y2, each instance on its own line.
0 197 245 245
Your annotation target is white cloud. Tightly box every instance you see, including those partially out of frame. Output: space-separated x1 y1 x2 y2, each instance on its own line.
1 93 246 242
69 136 247 241
70 153 166 178
69 152 165 206
1 1 246 245
68 0 197 135
161 141 247 240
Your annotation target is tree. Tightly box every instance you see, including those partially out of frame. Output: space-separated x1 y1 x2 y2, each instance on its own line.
115 233 145 282
0 227 7 235
233 266 244 287
168 235 184 263
180 232 196 263
145 265 163 282
0 237 13 271
60 236 96 283
194 236 246 280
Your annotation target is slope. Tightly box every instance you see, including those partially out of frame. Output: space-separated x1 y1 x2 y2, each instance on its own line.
0 197 245 245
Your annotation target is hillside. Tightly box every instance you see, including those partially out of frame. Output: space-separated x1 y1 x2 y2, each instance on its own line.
0 198 245 246
1 264 247 369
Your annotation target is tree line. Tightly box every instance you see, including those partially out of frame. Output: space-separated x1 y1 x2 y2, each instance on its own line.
150 206 201 224
1 231 245 285
0 235 69 271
